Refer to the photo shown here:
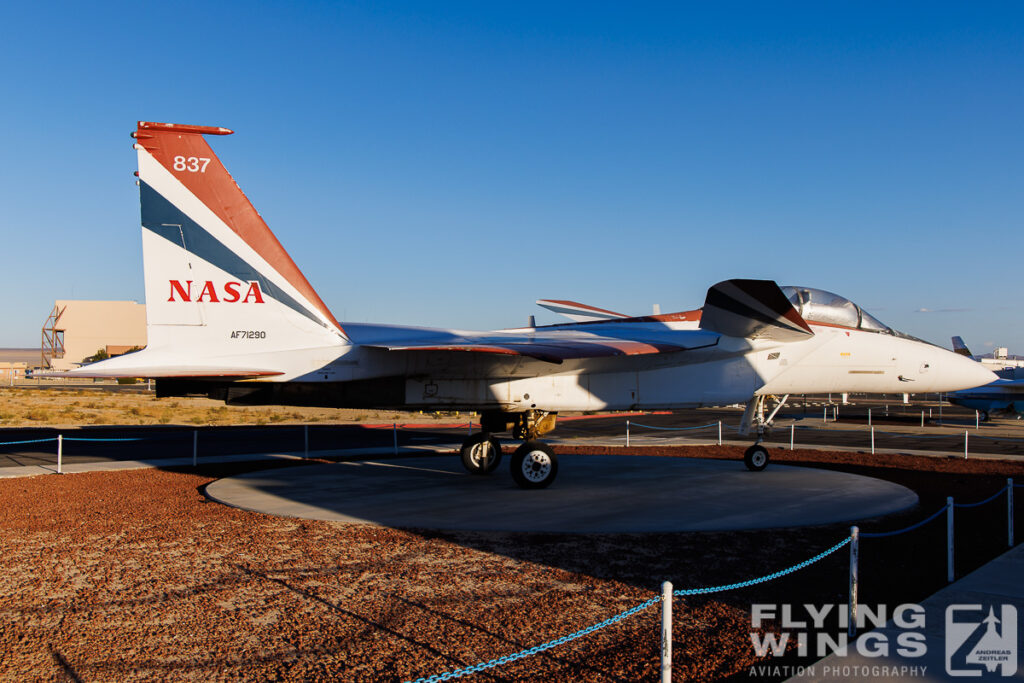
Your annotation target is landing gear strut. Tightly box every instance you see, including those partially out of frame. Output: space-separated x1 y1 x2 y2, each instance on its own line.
459 410 559 488
738 394 789 472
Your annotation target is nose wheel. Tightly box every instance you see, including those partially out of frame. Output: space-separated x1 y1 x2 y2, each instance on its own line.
744 444 770 471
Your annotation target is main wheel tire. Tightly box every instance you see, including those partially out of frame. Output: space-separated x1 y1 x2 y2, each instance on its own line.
511 441 558 489
744 444 770 472
979 410 990 422
460 432 502 475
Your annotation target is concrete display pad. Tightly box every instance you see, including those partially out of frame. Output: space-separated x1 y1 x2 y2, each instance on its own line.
206 454 918 532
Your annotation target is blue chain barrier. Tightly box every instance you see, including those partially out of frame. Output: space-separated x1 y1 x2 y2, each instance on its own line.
954 488 1007 509
860 504 949 538
970 434 1024 443
877 432 950 440
0 438 58 446
406 596 661 683
405 536 848 683
673 536 850 595
62 437 144 442
628 422 718 432
0 436 147 447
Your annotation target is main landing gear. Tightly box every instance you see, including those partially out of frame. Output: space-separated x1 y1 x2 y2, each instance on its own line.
459 410 559 489
739 394 789 472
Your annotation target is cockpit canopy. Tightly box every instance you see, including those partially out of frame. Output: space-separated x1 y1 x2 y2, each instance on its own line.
780 286 892 334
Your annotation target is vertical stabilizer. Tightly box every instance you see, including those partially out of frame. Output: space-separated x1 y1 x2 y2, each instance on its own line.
132 122 347 355
951 336 973 358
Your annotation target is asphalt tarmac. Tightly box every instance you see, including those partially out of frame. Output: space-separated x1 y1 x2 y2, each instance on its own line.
205 454 919 532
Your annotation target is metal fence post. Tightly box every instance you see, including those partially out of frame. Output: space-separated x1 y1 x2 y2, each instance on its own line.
57 434 63 474
921 411 924 428
871 427 875 455
193 430 198 467
868 408 871 427
964 431 969 459
718 420 722 446
1009 478 1015 548
790 424 795 450
823 406 827 424
947 497 955 583
626 420 630 447
976 411 979 429
661 581 672 683
848 526 859 638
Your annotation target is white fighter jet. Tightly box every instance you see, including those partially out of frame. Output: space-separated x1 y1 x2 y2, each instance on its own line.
58 121 996 488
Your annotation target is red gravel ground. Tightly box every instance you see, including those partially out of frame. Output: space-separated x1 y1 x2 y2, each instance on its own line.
1 446 1022 682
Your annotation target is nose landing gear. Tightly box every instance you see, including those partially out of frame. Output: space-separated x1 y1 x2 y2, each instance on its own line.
739 394 789 471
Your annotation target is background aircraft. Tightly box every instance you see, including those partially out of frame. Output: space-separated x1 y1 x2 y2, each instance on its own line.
949 338 1024 420
49 122 996 488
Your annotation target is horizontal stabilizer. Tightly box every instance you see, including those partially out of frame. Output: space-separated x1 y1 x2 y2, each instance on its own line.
536 299 629 322
35 366 284 379
699 279 813 341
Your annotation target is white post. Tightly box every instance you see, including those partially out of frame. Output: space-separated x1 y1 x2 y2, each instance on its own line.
193 430 198 467
393 423 398 455
976 411 979 429
947 497 955 583
868 408 871 427
964 431 969 459
790 424 795 450
834 405 838 421
57 434 63 474
842 392 848 405
661 581 672 683
717 421 722 446
626 420 630 447
823 406 827 424
848 526 859 638
304 425 309 458
1008 478 1014 548
921 411 924 427
871 427 875 455
903 393 909 404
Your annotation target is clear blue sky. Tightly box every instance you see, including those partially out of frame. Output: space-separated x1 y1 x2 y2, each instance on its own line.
1 2 1021 351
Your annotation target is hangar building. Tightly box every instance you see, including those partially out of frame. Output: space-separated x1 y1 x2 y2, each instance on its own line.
41 301 147 371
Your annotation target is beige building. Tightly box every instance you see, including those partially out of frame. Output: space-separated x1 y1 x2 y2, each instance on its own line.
0 361 28 384
41 301 147 371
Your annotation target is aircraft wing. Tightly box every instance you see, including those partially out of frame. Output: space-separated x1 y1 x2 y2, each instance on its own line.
361 326 720 364
535 299 630 322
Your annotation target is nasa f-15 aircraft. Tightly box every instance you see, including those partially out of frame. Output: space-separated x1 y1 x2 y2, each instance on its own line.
55 121 996 488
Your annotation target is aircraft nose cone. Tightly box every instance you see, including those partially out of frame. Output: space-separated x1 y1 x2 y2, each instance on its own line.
952 356 997 391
